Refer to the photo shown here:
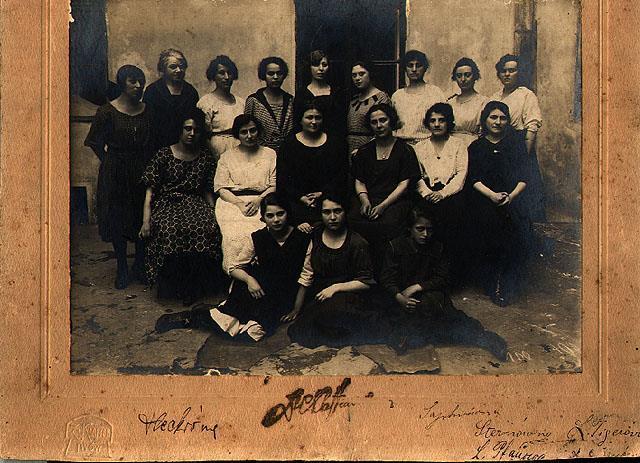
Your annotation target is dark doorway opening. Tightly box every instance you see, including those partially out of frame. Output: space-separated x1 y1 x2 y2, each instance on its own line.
294 0 406 97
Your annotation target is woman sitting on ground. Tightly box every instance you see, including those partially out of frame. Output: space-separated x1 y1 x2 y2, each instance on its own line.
379 205 507 359
140 109 222 306
155 193 310 341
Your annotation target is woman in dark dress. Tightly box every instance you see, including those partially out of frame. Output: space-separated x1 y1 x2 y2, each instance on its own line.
143 49 200 149
154 193 310 341
467 101 532 307
140 109 222 306
293 50 346 138
350 103 421 272
84 65 154 289
277 101 348 232
244 56 294 151
379 205 507 359
283 193 379 348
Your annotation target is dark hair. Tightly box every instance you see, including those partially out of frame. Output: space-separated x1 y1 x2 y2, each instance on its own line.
351 60 374 76
319 190 349 214
402 50 430 70
479 101 511 135
495 54 520 75
231 114 263 139
406 203 435 229
309 50 328 66
258 56 289 80
451 57 481 81
116 65 145 90
366 103 402 131
206 55 238 81
299 101 325 127
157 48 187 74
260 192 291 217
423 103 456 133
180 108 207 132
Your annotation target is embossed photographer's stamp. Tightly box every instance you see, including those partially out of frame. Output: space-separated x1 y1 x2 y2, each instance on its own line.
65 415 113 458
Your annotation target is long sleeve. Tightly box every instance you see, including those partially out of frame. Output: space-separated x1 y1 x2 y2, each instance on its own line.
297 241 315 287
439 139 469 198
84 105 110 154
350 235 376 285
379 242 401 296
418 247 450 292
267 149 277 190
213 153 232 192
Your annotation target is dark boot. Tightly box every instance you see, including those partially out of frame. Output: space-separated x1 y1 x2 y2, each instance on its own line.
155 311 192 333
113 239 129 290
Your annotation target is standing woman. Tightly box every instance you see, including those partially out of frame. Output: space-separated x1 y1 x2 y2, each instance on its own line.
447 57 488 147
244 56 294 151
347 60 390 155
293 50 346 137
214 114 277 273
197 55 245 159
277 102 348 232
391 50 445 144
491 54 545 221
140 109 222 306
350 103 421 271
85 65 154 289
143 49 200 149
467 101 532 307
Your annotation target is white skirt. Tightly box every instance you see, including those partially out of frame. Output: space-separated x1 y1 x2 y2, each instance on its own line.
215 195 263 273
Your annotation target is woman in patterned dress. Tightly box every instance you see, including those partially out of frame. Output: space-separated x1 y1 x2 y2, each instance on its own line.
347 60 390 155
140 109 222 306
84 65 154 289
214 114 277 273
244 56 294 151
197 55 245 159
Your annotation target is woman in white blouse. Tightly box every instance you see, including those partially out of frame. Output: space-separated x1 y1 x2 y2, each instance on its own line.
214 114 277 272
491 54 545 221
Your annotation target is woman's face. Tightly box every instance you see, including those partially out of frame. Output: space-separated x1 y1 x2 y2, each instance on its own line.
321 199 346 231
265 63 285 88
405 59 426 83
427 112 448 137
409 217 434 246
454 65 476 91
163 56 187 82
262 204 288 232
123 76 144 101
237 121 259 147
485 109 509 136
180 119 202 146
310 57 329 81
369 109 392 138
351 65 371 91
214 64 234 90
301 109 323 134
498 60 519 88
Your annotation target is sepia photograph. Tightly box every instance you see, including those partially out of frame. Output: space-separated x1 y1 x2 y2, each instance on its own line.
69 0 582 377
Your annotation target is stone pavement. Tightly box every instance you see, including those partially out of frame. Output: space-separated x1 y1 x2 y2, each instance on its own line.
71 223 581 376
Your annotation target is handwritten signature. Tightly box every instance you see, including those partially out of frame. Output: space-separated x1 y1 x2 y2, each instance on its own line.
138 406 218 439
420 401 500 430
261 377 355 427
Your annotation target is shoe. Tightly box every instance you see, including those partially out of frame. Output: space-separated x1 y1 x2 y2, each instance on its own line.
155 311 192 333
115 268 129 290
477 330 508 361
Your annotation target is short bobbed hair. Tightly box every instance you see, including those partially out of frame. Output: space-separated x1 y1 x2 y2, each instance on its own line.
206 55 238 81
451 57 481 81
351 60 374 75
309 50 328 66
423 102 456 133
258 56 289 80
366 103 402 131
180 108 207 132
495 54 520 75
299 101 325 120
319 190 350 214
405 203 436 230
231 114 263 139
157 48 188 74
479 101 511 135
260 192 291 217
402 49 430 70
116 65 146 90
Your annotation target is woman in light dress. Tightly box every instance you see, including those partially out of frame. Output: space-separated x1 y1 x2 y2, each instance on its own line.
391 50 445 144
446 57 488 147
214 114 277 273
197 55 245 159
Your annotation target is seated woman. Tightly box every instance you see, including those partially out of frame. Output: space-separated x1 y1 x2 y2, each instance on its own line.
414 103 467 276
197 55 245 158
350 103 421 271
244 56 294 151
379 205 507 360
283 192 379 348
140 109 222 306
154 193 310 341
214 114 277 273
277 102 348 232
468 101 532 307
